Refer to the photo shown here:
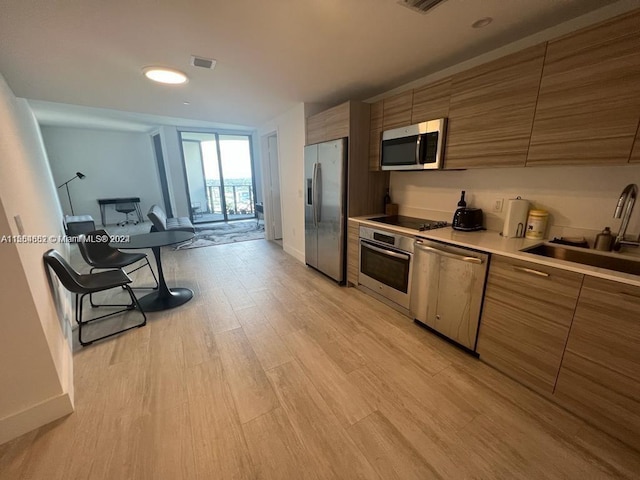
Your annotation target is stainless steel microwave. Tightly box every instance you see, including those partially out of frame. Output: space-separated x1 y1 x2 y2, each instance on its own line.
380 118 447 171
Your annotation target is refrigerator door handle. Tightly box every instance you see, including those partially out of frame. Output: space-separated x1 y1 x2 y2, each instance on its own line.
312 162 318 226
315 163 321 224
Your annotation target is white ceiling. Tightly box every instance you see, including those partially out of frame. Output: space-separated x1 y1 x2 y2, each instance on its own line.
0 0 633 131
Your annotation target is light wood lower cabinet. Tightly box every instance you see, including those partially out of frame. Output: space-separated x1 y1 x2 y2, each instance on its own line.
347 220 360 287
554 276 640 450
477 255 583 395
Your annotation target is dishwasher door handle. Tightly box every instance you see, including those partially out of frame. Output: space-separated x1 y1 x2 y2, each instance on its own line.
415 242 483 264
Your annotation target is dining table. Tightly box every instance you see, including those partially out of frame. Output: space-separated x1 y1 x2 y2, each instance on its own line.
110 230 195 311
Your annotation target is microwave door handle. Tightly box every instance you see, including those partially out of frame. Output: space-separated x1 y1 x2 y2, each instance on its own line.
415 243 483 264
361 240 410 261
415 134 422 164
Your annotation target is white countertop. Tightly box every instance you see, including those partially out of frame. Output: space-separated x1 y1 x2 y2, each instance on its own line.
352 215 640 287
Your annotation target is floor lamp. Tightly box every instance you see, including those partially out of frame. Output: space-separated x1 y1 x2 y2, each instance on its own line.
57 172 86 216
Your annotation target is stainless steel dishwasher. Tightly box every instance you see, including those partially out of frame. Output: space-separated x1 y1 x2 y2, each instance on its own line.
410 238 489 352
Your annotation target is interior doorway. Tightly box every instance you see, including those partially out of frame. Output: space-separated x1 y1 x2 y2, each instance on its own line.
262 133 283 241
179 132 257 224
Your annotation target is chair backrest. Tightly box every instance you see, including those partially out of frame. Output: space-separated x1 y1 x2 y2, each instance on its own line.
77 229 114 266
147 204 167 231
43 249 86 294
115 202 136 214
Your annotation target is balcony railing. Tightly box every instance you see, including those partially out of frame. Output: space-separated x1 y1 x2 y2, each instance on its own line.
205 184 255 216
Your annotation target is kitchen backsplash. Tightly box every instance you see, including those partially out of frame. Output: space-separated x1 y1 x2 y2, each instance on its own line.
390 164 640 244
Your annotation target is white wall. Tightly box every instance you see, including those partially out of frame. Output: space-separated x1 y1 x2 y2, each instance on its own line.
258 104 306 261
0 74 74 445
41 126 164 225
391 164 640 242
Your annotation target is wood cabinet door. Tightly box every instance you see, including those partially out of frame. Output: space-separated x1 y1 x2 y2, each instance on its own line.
347 220 360 286
554 276 640 450
445 44 546 169
324 102 350 142
527 10 640 166
476 255 583 394
369 101 383 171
411 77 451 124
306 111 327 145
382 91 413 130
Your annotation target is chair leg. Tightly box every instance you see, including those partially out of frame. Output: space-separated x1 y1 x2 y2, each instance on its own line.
77 288 146 347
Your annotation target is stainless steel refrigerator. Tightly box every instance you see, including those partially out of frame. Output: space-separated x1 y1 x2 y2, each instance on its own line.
304 138 347 283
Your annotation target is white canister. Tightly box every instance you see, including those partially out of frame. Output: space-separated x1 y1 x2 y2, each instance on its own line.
525 210 549 239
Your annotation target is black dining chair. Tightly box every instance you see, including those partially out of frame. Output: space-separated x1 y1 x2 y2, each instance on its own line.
43 249 147 346
77 230 158 303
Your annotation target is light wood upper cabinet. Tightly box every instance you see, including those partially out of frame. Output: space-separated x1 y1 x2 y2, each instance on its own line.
369 100 383 171
305 102 350 145
476 255 583 395
382 91 413 130
306 113 326 145
554 276 640 451
629 122 640 163
445 44 546 169
411 77 452 124
527 10 640 166
324 102 350 142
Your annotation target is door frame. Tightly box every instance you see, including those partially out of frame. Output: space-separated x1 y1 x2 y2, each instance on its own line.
260 131 283 241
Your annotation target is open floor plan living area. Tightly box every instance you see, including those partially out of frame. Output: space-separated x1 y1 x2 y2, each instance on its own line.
2 0 640 478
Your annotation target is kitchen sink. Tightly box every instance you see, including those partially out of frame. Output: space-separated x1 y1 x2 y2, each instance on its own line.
521 244 640 276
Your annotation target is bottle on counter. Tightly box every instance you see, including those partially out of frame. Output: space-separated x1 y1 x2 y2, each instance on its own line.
457 190 467 208
383 188 391 210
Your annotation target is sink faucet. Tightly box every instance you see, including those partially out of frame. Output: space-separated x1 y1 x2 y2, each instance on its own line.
613 183 639 251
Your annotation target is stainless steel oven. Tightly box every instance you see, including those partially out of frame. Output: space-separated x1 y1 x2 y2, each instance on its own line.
358 226 414 311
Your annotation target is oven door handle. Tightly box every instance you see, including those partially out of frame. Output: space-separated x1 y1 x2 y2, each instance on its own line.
361 240 411 260
415 242 483 264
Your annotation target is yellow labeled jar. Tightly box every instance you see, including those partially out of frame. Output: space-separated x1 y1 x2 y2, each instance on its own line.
525 209 548 240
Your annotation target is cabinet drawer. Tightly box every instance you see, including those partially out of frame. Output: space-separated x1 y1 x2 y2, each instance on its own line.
555 351 640 451
564 276 640 384
477 255 583 394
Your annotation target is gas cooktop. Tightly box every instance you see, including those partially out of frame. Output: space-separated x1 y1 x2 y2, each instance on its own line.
369 215 448 231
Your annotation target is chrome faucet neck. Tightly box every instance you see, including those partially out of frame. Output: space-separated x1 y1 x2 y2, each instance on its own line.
613 183 639 251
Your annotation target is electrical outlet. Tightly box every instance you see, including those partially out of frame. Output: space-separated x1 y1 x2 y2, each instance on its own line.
492 198 504 213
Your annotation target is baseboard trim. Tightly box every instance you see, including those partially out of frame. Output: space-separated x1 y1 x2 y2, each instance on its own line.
0 392 74 445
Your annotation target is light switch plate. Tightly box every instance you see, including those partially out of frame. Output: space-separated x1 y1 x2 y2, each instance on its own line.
14 215 24 235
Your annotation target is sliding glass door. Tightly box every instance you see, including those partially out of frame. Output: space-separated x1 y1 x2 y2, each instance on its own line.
180 131 256 223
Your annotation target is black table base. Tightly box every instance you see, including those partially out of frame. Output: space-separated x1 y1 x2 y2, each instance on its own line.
136 287 193 312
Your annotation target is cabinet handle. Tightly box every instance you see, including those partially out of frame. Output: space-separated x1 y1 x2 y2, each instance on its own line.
512 266 550 277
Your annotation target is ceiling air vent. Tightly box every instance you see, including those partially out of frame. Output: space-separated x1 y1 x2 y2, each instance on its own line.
190 55 216 70
398 0 448 14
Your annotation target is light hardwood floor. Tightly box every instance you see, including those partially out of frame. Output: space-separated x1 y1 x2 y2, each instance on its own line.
1 238 639 479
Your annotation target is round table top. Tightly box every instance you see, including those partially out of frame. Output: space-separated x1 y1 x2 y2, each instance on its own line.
110 230 195 249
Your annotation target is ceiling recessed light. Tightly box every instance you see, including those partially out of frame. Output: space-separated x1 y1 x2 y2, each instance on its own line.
142 66 188 85
183 101 191 105
472 17 493 29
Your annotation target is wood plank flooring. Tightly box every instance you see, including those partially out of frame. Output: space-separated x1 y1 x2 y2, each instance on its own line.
2 238 640 479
